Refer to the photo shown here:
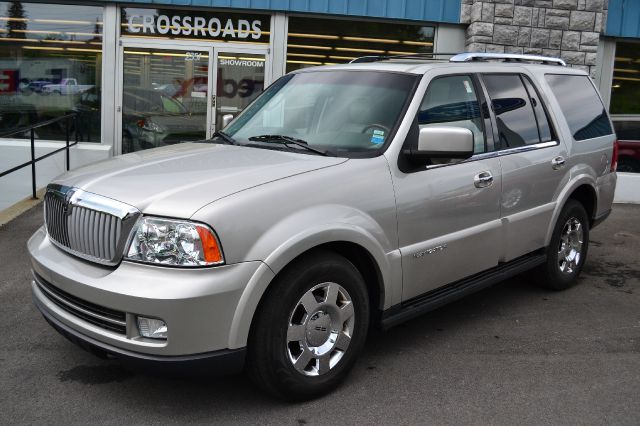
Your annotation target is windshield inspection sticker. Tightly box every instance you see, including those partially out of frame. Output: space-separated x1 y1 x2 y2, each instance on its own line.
463 80 473 94
371 129 385 145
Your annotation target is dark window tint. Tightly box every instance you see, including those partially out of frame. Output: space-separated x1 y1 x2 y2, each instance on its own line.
545 74 613 141
418 75 486 154
483 74 540 148
521 76 554 142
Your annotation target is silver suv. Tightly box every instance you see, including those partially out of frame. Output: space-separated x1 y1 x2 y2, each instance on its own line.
29 53 618 400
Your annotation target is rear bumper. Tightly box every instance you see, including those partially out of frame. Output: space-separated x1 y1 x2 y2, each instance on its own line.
36 295 246 376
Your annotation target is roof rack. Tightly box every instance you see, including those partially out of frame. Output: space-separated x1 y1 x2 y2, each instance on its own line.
349 52 566 66
349 53 457 63
449 52 566 66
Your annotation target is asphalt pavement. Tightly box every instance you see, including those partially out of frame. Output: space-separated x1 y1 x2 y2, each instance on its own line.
1 203 639 425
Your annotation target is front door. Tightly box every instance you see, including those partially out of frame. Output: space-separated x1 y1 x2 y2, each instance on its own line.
394 73 503 301
118 41 269 153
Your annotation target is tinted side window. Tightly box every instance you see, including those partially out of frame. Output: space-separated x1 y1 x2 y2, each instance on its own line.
545 74 613 141
482 74 540 148
418 75 486 154
521 76 554 142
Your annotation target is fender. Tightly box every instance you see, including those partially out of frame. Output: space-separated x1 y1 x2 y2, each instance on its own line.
226 211 399 350
544 172 597 246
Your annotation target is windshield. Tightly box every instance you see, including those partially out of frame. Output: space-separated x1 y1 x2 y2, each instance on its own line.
224 70 418 156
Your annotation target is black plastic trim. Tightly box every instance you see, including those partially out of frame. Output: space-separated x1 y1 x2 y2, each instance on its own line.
381 250 547 329
592 208 611 228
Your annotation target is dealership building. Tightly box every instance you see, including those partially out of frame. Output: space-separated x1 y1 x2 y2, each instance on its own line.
0 0 639 209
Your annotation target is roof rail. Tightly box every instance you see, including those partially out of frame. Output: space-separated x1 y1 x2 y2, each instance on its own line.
449 52 566 66
349 53 457 64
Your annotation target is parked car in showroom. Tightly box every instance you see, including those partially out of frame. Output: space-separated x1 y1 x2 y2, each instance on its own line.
42 78 93 96
29 53 617 401
71 87 206 151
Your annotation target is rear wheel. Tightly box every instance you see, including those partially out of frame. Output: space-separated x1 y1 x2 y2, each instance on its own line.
247 250 370 401
535 199 589 290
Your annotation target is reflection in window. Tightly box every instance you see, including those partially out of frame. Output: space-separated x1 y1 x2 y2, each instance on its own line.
286 17 434 72
122 49 208 153
483 74 539 148
0 2 103 142
418 75 485 154
610 41 640 115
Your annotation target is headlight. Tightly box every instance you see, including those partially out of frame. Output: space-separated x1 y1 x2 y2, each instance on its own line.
125 217 224 267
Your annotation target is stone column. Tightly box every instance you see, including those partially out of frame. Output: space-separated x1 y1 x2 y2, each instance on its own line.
460 0 608 76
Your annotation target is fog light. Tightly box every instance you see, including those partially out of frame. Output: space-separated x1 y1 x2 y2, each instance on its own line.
137 316 168 339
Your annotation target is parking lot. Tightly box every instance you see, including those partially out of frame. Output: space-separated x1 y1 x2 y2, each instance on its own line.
1 203 639 425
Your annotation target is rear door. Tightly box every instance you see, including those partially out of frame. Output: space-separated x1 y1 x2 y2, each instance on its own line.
480 73 566 260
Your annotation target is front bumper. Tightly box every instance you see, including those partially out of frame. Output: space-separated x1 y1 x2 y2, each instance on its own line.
36 296 246 376
28 226 266 359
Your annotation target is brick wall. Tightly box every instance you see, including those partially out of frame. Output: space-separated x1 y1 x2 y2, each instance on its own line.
460 0 608 76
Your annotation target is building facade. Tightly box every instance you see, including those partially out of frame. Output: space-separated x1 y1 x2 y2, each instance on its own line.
0 0 638 208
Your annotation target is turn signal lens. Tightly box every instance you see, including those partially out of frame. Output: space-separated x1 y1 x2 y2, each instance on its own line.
196 224 223 264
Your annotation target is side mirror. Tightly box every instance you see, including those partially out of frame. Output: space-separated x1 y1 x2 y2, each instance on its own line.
221 114 234 129
406 126 474 162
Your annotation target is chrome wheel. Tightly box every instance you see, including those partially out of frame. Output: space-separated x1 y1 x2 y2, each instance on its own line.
558 217 584 274
287 282 355 377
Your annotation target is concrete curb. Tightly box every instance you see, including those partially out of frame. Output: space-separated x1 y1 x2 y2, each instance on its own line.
0 189 45 228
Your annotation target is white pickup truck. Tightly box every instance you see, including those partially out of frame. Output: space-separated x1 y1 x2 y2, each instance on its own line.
42 78 93 95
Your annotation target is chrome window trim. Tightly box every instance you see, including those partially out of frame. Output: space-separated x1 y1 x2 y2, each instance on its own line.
425 140 559 170
45 184 140 266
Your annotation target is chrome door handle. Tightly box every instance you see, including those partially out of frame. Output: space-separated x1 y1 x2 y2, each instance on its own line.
551 156 566 170
474 171 493 188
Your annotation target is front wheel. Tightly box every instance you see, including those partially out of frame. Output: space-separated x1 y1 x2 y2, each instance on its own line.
247 250 370 400
535 199 590 290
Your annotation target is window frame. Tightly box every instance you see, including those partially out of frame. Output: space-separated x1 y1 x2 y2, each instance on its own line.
398 72 496 173
477 72 560 156
416 73 490 156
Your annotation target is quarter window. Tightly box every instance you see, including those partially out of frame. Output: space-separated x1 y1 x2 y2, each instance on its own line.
545 74 613 141
482 74 541 148
418 75 486 154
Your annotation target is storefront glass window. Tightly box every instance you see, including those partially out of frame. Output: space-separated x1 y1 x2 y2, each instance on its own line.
0 2 103 142
120 8 270 44
610 41 640 173
286 16 434 73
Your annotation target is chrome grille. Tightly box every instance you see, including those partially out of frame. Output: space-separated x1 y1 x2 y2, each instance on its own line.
44 184 140 266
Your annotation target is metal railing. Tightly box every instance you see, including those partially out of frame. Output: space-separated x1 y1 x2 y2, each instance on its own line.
0 113 78 200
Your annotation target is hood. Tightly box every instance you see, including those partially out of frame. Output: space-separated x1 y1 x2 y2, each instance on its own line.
54 143 347 218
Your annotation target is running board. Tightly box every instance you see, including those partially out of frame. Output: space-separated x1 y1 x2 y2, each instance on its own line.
380 251 547 330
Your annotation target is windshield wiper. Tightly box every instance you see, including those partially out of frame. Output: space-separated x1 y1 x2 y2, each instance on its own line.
211 130 237 145
247 134 329 156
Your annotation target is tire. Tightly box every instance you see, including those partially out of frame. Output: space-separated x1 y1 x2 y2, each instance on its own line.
247 250 370 401
535 199 590 291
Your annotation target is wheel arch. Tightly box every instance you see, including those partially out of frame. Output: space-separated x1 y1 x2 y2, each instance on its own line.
226 228 395 350
545 176 598 246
